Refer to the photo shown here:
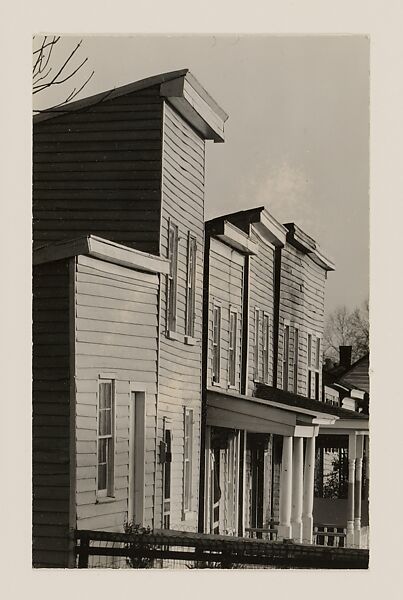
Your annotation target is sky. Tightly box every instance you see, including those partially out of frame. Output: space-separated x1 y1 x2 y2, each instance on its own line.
33 35 369 318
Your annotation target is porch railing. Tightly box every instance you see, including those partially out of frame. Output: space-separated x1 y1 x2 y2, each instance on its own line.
75 528 368 569
313 524 347 548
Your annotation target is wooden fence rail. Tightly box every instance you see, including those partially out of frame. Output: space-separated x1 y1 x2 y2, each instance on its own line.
74 528 368 569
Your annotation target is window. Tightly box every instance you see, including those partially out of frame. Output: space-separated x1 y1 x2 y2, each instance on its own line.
186 234 197 337
167 221 178 332
228 310 237 387
97 379 115 497
315 337 321 401
307 334 321 400
283 325 290 391
183 408 194 513
254 309 260 381
262 313 270 384
212 305 221 383
293 327 299 393
162 424 172 529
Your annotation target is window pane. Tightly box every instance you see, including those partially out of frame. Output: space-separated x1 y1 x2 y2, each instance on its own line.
99 408 111 436
99 382 111 409
98 463 107 491
98 438 107 463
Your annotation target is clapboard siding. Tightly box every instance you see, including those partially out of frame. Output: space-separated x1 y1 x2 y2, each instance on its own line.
208 237 244 391
74 255 159 533
33 86 164 254
155 102 205 532
278 244 326 397
32 259 73 567
248 228 275 392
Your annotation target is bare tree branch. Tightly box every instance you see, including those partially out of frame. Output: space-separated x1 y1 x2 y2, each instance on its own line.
33 37 94 108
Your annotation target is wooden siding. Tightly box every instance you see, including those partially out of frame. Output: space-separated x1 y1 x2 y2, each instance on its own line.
278 244 326 397
248 227 275 392
33 86 164 254
339 355 369 394
73 255 159 532
33 259 73 567
156 102 205 531
208 237 244 391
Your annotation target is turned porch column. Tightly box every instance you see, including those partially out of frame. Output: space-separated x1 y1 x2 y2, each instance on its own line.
347 433 356 547
302 436 315 544
354 435 364 548
291 437 303 542
278 436 293 539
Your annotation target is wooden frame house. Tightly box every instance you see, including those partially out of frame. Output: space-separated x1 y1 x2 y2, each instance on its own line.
32 70 228 567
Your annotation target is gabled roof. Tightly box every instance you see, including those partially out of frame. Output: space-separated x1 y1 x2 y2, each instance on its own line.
33 69 228 142
33 235 170 275
338 353 369 395
255 383 367 421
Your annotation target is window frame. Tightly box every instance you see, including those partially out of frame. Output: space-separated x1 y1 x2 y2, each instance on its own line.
212 303 222 384
253 308 261 382
183 407 194 515
283 323 290 391
185 233 197 338
293 326 299 394
167 219 179 334
96 376 116 499
307 333 322 400
262 312 271 384
228 308 238 389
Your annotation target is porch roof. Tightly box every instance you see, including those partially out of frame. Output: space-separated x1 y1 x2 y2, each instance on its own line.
255 383 367 421
206 386 337 436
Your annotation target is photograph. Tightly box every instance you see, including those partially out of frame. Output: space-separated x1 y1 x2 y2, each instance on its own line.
32 34 369 569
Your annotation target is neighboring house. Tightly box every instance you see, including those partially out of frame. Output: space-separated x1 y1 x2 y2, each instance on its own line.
314 348 370 548
200 209 342 543
33 69 228 567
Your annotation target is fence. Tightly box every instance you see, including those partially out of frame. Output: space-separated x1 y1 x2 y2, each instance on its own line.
313 524 347 548
75 528 368 569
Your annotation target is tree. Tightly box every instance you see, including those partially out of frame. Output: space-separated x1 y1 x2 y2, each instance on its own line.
33 36 94 112
323 300 369 363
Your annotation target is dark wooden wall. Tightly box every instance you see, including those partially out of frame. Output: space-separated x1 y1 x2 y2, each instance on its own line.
32 259 73 567
33 86 164 254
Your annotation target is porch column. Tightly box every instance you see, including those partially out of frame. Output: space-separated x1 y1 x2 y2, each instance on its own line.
302 436 315 544
291 437 303 542
347 433 356 547
354 436 364 548
278 436 293 539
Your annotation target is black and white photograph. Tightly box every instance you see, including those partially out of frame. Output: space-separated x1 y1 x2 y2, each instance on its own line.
31 34 371 570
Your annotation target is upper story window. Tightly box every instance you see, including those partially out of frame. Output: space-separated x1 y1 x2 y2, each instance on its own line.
97 378 115 498
262 313 270 384
307 334 321 400
212 305 221 384
283 325 290 391
253 309 260 381
228 310 238 388
167 221 179 333
293 327 299 394
186 234 197 338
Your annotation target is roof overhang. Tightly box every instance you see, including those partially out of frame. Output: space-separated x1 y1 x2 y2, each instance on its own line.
252 209 288 248
160 71 228 143
284 222 335 271
206 220 258 255
33 235 170 275
34 69 228 143
206 387 335 436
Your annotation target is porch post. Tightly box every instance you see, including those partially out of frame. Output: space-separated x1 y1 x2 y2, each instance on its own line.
347 433 356 547
354 435 364 548
302 436 315 544
291 437 303 542
278 436 293 539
